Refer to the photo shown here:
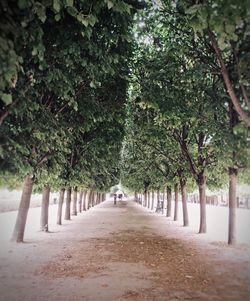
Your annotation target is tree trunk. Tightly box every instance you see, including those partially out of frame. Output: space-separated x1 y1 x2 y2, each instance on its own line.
12 173 34 242
83 191 88 210
180 178 189 227
157 189 160 209
92 191 94 207
174 183 179 221
57 188 65 225
198 173 206 233
88 191 92 209
151 191 155 210
40 184 50 232
88 191 92 208
95 192 98 205
92 191 96 206
147 191 150 209
162 189 165 210
64 187 71 220
228 167 238 245
72 187 77 216
144 191 147 207
78 190 83 213
134 192 138 202
166 186 172 217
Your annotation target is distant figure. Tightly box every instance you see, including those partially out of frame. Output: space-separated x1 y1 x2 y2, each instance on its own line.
114 194 117 205
118 193 122 201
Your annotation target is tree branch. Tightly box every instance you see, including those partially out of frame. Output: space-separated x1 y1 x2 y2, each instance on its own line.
208 29 250 127
233 46 250 111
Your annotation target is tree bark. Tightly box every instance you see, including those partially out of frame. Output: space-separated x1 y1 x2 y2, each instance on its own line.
57 188 65 225
166 186 172 217
180 178 189 227
228 167 238 245
92 191 96 206
147 191 151 209
174 183 179 221
197 172 206 233
72 187 77 216
157 189 160 209
91 191 94 204
88 191 92 208
64 187 71 220
162 189 165 209
40 184 50 231
12 173 34 242
83 191 88 210
95 192 98 205
144 191 147 207
151 191 155 210
78 190 83 213
88 190 93 209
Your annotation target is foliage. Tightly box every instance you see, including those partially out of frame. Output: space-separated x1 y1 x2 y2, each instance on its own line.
0 0 137 193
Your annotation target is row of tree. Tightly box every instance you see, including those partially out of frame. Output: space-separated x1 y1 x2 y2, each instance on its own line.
0 0 144 242
0 0 249 245
120 1 250 245
14 185 106 242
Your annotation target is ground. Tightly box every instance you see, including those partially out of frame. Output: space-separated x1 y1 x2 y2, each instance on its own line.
0 199 250 301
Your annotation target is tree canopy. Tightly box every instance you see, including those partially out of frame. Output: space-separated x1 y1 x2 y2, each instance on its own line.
0 0 249 244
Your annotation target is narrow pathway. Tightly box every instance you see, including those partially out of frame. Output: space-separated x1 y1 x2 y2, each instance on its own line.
0 199 249 301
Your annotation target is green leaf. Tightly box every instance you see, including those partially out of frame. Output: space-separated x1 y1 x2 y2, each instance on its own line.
85 28 92 39
90 81 96 88
88 15 97 27
82 18 89 27
107 0 114 10
31 48 38 56
0 93 12 105
73 102 78 111
76 14 89 27
53 0 61 13
34 3 46 23
65 0 74 7
67 6 78 17
55 14 61 21
185 4 202 15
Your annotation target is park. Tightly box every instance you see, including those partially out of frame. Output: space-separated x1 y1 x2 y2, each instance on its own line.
0 0 250 300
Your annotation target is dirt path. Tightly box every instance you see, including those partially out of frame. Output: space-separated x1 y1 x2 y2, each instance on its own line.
0 200 250 301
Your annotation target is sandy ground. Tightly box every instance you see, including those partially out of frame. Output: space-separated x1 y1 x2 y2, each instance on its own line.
0 199 250 301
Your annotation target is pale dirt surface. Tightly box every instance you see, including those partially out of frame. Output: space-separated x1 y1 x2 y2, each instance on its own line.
0 199 250 301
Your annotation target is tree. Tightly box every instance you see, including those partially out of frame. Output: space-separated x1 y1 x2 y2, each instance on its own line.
180 0 250 127
1 0 138 242
130 4 228 233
